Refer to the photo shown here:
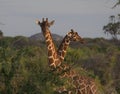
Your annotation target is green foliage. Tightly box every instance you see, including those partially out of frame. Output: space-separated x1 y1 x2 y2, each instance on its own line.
113 0 120 8
103 15 120 40
0 37 120 94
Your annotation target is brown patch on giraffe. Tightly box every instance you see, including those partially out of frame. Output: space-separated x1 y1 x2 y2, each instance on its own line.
73 75 79 81
48 49 53 56
48 58 54 65
52 52 57 58
46 40 51 46
80 82 86 90
63 45 67 50
48 43 53 50
81 88 86 94
61 51 65 58
77 89 82 94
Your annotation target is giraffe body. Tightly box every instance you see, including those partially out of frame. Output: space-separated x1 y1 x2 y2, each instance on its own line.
56 68 98 94
56 29 98 94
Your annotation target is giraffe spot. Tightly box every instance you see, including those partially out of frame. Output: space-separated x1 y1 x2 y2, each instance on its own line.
64 42 69 47
63 46 67 50
62 51 65 57
48 45 52 50
79 82 86 89
81 89 86 94
53 52 57 58
49 58 54 65
46 40 51 46
73 76 79 80
48 50 53 56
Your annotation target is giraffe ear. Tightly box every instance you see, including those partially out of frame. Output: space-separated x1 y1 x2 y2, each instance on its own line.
71 29 74 32
71 29 74 33
35 19 41 25
49 20 55 26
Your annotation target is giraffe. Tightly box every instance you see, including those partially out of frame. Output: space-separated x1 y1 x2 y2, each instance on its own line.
36 18 61 69
57 29 84 62
35 18 99 94
53 29 84 75
55 30 99 94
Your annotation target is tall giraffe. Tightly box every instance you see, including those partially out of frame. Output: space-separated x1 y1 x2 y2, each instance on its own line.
36 18 61 69
55 30 99 94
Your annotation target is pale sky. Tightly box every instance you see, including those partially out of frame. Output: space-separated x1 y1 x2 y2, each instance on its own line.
0 0 120 38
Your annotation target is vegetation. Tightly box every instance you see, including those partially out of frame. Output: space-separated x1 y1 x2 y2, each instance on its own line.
103 14 120 40
0 30 3 39
113 0 120 8
0 36 120 94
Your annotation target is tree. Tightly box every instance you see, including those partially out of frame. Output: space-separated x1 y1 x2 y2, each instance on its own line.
113 0 120 8
0 30 3 39
103 15 120 40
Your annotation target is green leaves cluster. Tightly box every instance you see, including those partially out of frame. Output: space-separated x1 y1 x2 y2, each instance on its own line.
103 14 120 40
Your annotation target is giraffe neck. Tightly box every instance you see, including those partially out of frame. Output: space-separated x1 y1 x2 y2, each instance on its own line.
42 29 61 69
57 35 70 62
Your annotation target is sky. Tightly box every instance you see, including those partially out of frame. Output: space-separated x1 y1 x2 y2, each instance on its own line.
0 0 120 38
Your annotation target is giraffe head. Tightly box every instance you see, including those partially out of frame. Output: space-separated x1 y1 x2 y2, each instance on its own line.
67 29 84 43
36 18 55 32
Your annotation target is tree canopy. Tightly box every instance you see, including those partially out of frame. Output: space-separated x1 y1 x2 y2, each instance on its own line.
103 14 120 40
